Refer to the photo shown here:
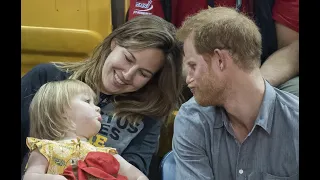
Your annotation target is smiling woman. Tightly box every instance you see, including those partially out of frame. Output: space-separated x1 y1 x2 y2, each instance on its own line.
100 44 164 95
21 15 183 176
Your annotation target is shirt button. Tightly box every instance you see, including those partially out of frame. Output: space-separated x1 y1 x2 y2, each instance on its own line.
239 169 244 174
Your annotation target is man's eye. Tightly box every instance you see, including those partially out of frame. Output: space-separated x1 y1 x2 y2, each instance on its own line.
189 64 196 69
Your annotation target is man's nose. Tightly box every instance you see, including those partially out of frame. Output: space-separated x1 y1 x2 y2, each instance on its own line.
186 74 193 85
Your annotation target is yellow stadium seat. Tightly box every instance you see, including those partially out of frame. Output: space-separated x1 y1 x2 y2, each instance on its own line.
158 110 178 157
21 0 112 76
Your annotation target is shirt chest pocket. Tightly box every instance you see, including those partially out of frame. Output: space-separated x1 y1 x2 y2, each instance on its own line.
247 171 298 180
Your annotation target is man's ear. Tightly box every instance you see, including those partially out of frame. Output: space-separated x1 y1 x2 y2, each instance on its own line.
213 49 229 72
110 40 116 51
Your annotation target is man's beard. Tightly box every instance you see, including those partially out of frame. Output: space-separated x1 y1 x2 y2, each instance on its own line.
194 74 226 107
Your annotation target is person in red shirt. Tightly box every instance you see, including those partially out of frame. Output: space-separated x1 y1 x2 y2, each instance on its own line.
260 0 299 97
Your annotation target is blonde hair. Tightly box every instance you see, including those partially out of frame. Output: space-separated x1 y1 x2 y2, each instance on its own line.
29 79 97 140
177 7 262 71
54 15 183 123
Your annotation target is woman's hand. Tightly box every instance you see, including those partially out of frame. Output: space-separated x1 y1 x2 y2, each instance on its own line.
113 154 149 180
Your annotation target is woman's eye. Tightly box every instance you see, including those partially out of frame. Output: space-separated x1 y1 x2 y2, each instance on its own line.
125 55 133 63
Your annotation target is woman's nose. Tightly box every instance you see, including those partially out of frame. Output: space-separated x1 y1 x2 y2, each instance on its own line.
123 65 139 83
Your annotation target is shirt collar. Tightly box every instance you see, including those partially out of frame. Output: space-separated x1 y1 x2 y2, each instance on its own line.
216 80 276 134
254 80 276 134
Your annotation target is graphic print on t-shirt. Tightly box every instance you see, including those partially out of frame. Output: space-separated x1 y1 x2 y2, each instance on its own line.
89 103 144 154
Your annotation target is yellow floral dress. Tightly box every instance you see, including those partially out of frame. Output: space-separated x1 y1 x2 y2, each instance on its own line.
26 137 117 175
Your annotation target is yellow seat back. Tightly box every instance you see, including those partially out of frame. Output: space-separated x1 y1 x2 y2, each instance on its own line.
21 0 112 76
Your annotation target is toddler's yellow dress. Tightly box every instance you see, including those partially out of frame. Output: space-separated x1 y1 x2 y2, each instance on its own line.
26 137 117 175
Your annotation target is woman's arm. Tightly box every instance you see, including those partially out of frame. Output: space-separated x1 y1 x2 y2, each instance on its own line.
114 154 149 180
23 150 67 180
